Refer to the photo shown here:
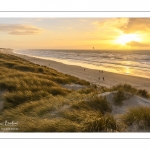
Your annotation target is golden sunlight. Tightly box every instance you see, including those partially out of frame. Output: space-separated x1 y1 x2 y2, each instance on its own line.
125 67 130 74
115 34 141 45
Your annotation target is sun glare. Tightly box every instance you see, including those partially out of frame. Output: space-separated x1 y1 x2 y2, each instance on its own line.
115 34 141 45
125 67 130 74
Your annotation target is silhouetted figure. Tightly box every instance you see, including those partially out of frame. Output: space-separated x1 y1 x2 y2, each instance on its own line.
99 70 100 73
103 77 104 81
84 69 85 71
102 70 103 73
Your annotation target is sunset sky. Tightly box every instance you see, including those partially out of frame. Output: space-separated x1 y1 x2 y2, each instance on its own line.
0 18 150 50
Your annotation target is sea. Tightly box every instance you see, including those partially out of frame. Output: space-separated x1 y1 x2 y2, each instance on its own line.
13 49 150 79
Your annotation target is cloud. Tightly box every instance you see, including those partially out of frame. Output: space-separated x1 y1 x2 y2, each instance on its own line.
91 18 129 41
0 24 42 35
126 41 150 48
119 18 150 33
93 18 128 29
94 18 150 34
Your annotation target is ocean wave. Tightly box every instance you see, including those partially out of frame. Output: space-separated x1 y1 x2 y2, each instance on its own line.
14 49 150 78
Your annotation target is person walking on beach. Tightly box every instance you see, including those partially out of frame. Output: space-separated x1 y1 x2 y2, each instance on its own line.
84 68 85 71
103 77 104 81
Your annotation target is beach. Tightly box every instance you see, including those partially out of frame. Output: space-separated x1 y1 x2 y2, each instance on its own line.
3 49 150 92
1 49 150 132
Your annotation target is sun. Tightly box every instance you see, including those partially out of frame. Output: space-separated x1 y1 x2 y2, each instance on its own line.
115 34 141 45
125 67 130 74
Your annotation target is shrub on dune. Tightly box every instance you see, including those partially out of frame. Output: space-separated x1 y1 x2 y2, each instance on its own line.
137 89 149 98
78 87 97 94
71 95 112 114
111 84 137 94
18 118 81 132
122 107 150 130
4 90 47 107
82 114 119 132
110 84 150 99
113 89 125 106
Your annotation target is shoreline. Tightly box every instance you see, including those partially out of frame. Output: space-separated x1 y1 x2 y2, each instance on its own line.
2 49 150 92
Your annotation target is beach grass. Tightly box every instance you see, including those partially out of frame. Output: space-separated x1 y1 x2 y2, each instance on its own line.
0 53 89 108
121 107 150 131
113 89 126 105
71 95 112 114
110 83 150 98
82 114 120 132
0 52 150 132
110 84 137 94
137 89 149 98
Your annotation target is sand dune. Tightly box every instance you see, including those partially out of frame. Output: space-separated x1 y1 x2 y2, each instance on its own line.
62 83 86 90
99 92 150 132
1 49 150 132
99 91 150 116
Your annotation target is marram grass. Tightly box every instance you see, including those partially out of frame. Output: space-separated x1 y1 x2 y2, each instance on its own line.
0 52 150 132
121 107 150 130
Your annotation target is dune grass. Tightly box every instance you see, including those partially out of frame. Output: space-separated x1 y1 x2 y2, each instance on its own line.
113 89 125 106
0 91 113 132
0 52 150 132
121 107 150 130
110 84 137 94
137 89 149 98
110 84 150 99
71 95 112 114
0 52 94 132
17 117 81 132
82 114 120 132
0 53 90 109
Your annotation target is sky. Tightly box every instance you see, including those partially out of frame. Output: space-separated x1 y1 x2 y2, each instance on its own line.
0 18 150 50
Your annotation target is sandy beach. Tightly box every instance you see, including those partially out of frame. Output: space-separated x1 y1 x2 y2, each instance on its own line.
2 49 150 92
